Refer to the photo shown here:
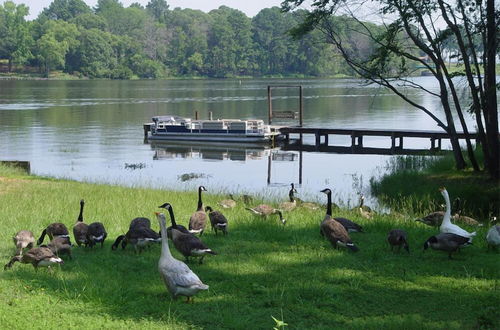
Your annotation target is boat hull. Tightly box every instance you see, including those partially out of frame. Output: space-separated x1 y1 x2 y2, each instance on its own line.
148 132 277 143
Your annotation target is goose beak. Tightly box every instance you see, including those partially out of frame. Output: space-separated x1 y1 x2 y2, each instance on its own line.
154 212 160 216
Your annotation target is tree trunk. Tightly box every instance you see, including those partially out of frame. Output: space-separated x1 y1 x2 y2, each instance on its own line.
484 0 499 180
8 58 12 73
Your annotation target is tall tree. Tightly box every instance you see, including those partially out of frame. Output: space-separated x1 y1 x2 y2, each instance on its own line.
0 1 32 72
283 0 498 178
38 0 91 21
146 0 169 23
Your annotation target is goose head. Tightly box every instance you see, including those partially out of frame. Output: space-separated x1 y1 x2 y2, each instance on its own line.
205 206 213 213
320 188 332 195
158 202 171 209
155 212 167 229
199 186 207 192
423 236 438 251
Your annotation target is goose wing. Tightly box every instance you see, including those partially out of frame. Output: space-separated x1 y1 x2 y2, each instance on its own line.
189 211 207 231
160 259 205 288
334 217 363 232
25 247 56 260
321 218 352 245
129 226 160 240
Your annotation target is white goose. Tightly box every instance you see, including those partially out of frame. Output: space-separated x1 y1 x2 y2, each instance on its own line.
155 212 208 303
439 188 476 241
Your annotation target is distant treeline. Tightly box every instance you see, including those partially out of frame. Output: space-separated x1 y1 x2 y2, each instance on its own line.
0 0 384 79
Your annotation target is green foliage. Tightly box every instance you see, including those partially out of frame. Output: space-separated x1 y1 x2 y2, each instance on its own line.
0 1 33 70
0 0 408 79
371 153 499 219
0 166 498 329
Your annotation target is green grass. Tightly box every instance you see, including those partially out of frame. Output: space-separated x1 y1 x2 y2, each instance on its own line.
0 165 498 329
371 154 499 220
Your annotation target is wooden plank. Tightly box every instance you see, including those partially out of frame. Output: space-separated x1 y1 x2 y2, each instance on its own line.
273 111 299 119
0 160 30 173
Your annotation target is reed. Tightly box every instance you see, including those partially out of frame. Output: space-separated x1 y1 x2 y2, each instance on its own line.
0 164 498 329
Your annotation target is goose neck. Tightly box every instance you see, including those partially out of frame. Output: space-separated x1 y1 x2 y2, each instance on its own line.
77 202 84 222
326 192 332 216
159 215 172 258
197 188 203 211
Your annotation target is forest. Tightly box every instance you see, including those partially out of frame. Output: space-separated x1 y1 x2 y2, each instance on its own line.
0 0 404 79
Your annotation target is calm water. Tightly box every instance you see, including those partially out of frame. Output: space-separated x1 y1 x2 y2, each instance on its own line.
0 78 475 207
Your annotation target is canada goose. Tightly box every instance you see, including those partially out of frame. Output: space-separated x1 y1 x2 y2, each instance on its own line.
189 186 208 235
357 195 374 219
486 217 500 250
318 190 362 232
4 246 64 270
13 230 35 256
423 233 471 259
415 211 444 227
156 212 209 302
439 188 476 240
387 229 409 253
217 194 237 209
161 205 216 264
87 222 107 248
320 188 359 252
159 202 190 236
111 217 161 253
73 199 89 247
246 204 286 225
451 199 481 226
37 222 71 246
47 236 72 259
279 183 298 211
205 206 228 235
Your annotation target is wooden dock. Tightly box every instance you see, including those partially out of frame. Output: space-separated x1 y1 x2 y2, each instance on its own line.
278 127 479 154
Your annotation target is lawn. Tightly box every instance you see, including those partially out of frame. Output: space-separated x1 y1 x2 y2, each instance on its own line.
0 165 498 329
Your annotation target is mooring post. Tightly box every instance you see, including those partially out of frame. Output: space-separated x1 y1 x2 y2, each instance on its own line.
143 124 149 139
315 132 320 146
324 134 329 145
195 111 199 120
209 111 213 120
267 86 272 125
299 86 303 127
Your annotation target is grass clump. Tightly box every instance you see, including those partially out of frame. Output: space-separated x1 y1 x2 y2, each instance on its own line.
0 166 498 329
371 154 499 220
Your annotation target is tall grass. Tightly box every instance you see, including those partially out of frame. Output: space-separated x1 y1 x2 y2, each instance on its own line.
371 153 499 220
0 165 498 329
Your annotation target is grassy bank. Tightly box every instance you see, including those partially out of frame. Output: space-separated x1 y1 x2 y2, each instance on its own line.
0 165 498 329
371 154 499 220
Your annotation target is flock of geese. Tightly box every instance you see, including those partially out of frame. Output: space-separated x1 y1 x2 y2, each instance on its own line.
4 184 500 303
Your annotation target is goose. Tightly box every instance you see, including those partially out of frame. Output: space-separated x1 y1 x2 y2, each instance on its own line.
279 183 298 212
415 211 444 227
205 206 228 235
37 222 71 246
423 233 471 259
111 217 161 253
486 217 500 250
217 194 236 209
159 202 190 236
13 230 35 256
439 187 476 241
246 204 286 225
357 195 374 219
160 205 216 264
451 199 481 226
47 236 72 259
87 222 107 248
319 189 362 232
387 229 409 253
156 212 209 302
320 188 359 252
4 246 64 270
73 199 89 247
189 186 208 235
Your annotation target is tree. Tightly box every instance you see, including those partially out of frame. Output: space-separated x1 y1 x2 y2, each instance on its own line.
283 0 498 179
0 1 32 72
37 33 68 76
38 0 91 21
146 0 169 23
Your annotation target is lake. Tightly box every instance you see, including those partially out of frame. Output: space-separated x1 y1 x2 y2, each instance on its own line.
0 78 474 208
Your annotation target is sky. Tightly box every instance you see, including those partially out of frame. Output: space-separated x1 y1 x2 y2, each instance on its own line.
10 0 288 20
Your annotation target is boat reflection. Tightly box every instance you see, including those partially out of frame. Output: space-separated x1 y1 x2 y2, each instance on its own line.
150 141 304 185
150 141 276 162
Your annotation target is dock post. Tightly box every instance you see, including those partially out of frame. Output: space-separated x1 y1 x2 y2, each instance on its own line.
398 136 403 149
209 111 213 120
267 86 272 125
195 111 199 120
299 86 303 127
315 132 320 146
324 134 329 145
391 134 396 150
143 124 150 139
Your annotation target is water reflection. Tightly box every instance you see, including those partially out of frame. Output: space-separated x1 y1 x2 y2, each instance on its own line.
151 141 274 162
